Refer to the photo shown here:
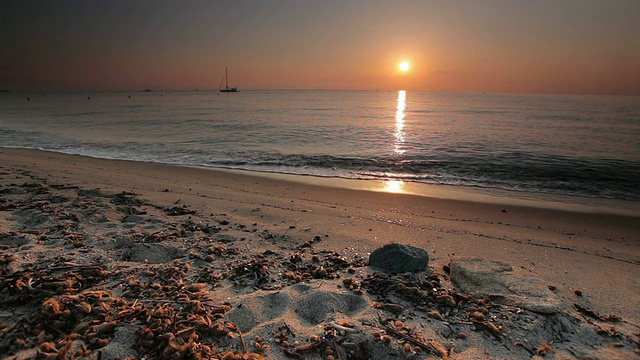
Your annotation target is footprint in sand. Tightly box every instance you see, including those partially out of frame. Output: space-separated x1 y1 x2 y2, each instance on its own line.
293 289 369 325
227 284 369 333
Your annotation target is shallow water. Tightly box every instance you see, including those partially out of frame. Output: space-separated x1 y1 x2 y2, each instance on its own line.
1 90 639 202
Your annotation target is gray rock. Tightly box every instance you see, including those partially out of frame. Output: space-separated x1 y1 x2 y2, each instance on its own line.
450 257 563 313
369 243 429 274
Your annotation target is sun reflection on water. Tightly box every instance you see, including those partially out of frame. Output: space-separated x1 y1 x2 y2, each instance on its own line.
383 179 405 193
393 90 406 155
379 91 409 194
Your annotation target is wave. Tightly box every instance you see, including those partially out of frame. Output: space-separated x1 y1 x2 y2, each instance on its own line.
201 152 640 201
2 142 639 201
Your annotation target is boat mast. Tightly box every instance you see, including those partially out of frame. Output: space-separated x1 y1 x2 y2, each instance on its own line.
225 67 228 90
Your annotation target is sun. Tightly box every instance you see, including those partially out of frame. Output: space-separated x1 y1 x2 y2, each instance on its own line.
399 61 410 72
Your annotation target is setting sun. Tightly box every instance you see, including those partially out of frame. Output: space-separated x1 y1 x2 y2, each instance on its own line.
399 61 410 72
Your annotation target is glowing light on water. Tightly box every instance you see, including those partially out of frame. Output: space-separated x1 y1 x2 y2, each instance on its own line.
393 90 406 155
383 179 405 193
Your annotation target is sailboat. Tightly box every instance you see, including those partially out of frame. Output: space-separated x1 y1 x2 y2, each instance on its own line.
219 67 238 92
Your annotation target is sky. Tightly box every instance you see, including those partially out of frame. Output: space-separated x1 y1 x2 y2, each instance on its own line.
1 0 639 94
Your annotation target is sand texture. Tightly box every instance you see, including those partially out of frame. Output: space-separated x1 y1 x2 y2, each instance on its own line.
0 148 639 359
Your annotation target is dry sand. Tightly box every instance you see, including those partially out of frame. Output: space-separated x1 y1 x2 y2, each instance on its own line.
0 148 638 359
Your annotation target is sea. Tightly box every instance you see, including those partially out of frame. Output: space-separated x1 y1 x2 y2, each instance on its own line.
1 90 639 209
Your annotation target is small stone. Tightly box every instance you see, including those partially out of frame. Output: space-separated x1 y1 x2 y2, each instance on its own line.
368 243 429 274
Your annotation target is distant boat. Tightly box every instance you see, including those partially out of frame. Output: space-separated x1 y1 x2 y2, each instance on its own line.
219 67 238 93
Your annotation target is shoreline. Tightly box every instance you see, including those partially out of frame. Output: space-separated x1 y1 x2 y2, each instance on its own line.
201 166 640 217
1 147 639 358
3 147 638 296
6 146 640 217
2 147 639 252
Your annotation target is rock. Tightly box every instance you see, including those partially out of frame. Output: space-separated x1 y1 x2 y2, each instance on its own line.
450 258 563 313
369 243 429 274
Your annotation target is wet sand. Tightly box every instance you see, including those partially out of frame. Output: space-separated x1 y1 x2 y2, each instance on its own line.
1 148 638 359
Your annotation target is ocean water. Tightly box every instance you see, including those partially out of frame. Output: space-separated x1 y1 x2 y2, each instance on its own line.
1 90 639 202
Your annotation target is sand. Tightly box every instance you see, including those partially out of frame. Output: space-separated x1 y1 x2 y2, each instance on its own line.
0 148 638 359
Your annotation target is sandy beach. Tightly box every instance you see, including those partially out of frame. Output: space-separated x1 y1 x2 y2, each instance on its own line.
1 148 638 359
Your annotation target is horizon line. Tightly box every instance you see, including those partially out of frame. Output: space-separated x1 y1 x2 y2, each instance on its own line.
1 88 639 97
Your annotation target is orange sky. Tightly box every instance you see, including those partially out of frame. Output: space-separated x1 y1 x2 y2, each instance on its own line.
1 0 639 94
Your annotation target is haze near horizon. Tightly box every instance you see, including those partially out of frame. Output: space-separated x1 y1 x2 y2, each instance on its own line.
1 0 639 95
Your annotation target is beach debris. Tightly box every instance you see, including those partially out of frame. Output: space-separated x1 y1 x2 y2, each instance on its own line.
122 214 145 223
229 255 278 289
361 269 519 347
375 316 449 358
250 335 271 354
164 205 197 216
372 302 405 315
368 243 429 273
536 340 554 356
221 352 266 359
574 303 622 323
329 320 358 334
427 309 444 321
1 167 639 360
0 200 18 210
343 277 364 294
111 191 144 206
471 319 502 339
276 329 324 359
362 271 442 306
